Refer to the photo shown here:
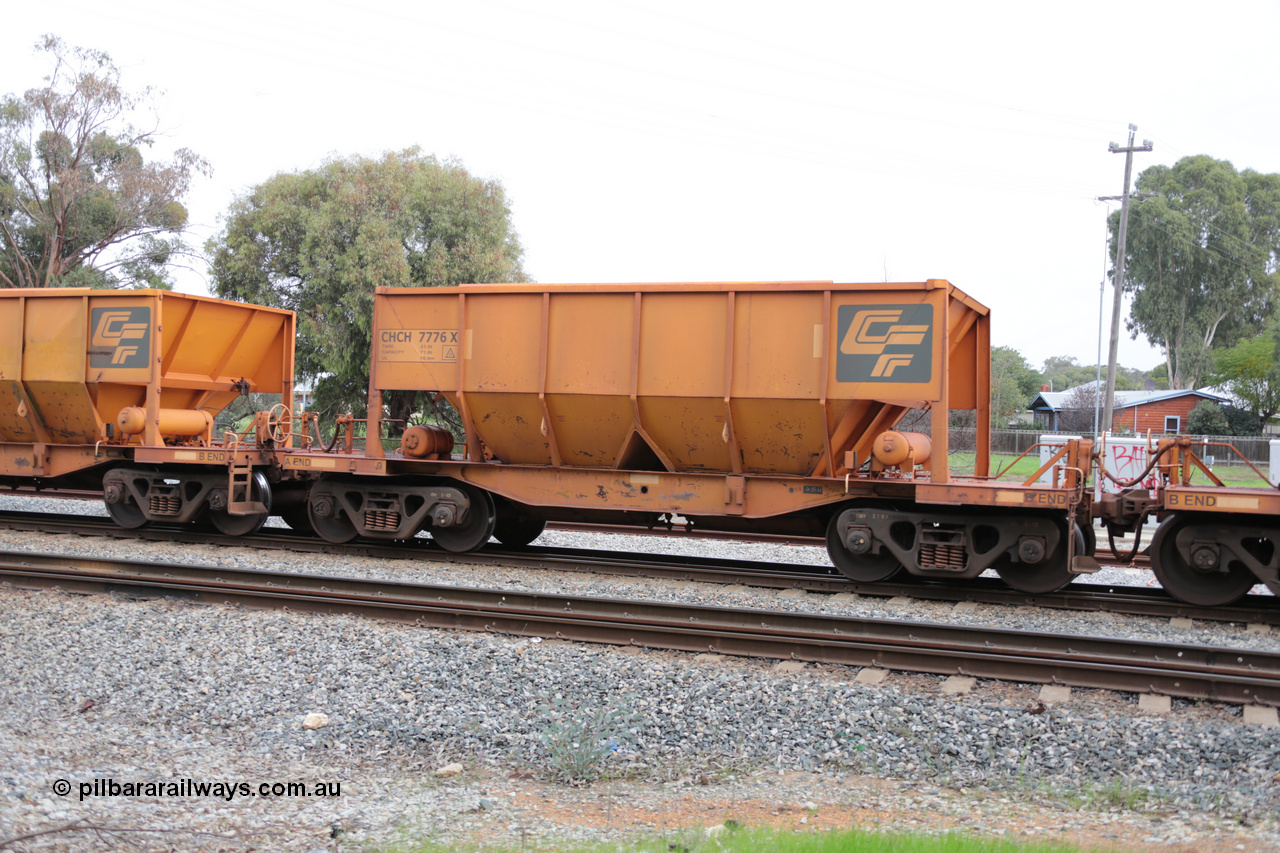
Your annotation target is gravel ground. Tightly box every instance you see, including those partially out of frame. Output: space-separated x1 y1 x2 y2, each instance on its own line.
0 495 1278 852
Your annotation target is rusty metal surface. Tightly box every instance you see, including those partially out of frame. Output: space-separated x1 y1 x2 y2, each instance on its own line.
0 288 294 473
2 550 1276 706
367 281 991 499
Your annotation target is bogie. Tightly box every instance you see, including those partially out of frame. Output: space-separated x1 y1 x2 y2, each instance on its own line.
102 468 270 536
825 502 1071 590
1150 513 1268 606
303 478 498 552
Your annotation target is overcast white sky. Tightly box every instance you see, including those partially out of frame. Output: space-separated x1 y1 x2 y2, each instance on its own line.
5 0 1278 374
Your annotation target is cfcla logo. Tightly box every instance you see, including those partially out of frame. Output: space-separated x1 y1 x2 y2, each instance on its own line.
835 304 932 383
840 309 929 377
89 307 150 369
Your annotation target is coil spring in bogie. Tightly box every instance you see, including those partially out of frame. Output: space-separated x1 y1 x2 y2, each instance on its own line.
149 495 181 516
365 510 401 531
920 542 967 569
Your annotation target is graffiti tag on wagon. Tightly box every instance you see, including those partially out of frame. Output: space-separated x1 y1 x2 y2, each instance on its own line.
1112 444 1146 473
1099 443 1158 493
378 329 459 363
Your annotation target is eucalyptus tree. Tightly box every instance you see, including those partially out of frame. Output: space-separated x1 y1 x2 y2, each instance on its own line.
990 346 1042 423
0 36 208 289
208 148 528 423
1112 156 1280 389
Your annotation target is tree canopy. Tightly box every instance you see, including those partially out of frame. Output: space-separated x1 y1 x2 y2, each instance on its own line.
990 346 1041 424
208 148 528 422
0 35 208 289
1208 318 1280 424
1040 354 1148 393
1115 156 1280 389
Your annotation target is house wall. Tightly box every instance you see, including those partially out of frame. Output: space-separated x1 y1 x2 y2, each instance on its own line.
1111 396 1211 435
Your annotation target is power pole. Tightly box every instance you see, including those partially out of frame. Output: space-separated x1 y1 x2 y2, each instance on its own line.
1098 125 1152 437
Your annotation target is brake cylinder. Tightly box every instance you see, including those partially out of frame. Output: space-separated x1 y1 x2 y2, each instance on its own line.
116 407 213 438
401 425 456 458
871 430 932 468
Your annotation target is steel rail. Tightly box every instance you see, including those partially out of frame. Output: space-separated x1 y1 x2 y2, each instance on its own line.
0 510 1276 625
546 521 825 546
1 551 1276 707
553 521 1164 571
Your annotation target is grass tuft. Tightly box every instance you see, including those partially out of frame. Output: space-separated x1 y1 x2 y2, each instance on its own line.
536 697 638 786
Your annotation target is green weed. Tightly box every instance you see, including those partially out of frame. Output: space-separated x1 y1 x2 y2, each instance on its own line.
536 697 637 786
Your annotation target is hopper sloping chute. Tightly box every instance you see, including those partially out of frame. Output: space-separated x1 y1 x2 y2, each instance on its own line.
369 280 990 483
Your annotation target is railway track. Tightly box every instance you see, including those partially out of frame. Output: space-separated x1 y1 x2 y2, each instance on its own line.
551 520 1159 568
0 509 1276 626
2 550 1276 708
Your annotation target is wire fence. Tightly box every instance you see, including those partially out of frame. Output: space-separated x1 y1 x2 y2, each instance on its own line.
967 429 1274 466
893 410 1275 466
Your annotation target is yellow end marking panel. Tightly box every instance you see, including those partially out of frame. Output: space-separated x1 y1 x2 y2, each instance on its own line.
1022 491 1069 507
284 456 337 469
377 329 459 363
172 450 226 463
996 489 1069 507
1166 492 1260 511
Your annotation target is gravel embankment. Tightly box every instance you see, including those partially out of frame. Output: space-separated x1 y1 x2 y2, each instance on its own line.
0 495 1278 852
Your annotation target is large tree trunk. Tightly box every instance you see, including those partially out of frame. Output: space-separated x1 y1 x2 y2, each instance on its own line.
384 390 417 438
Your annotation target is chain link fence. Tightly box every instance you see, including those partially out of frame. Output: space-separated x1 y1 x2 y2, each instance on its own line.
894 410 1272 467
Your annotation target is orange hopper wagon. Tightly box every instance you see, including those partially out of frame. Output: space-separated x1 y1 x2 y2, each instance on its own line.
283 280 1088 592
0 288 295 534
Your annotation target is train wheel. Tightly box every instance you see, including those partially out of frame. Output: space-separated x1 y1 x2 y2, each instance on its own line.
105 498 150 530
1080 521 1097 557
209 471 271 537
432 485 496 553
993 520 1077 594
1151 513 1257 606
493 515 546 547
825 507 902 582
308 491 359 544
